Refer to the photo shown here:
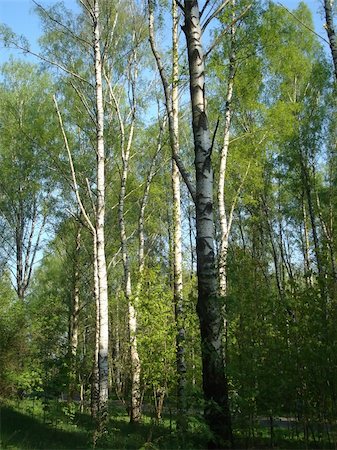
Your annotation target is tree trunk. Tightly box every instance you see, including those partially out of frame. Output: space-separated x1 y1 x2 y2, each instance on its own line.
69 221 81 400
218 6 235 301
300 151 326 297
148 0 196 202
93 0 109 419
217 3 236 368
323 0 337 80
154 385 166 420
91 233 100 418
114 46 142 422
172 0 187 431
148 1 187 428
112 299 123 401
128 301 141 423
302 197 313 287
16 205 24 300
183 1 232 447
119 147 142 423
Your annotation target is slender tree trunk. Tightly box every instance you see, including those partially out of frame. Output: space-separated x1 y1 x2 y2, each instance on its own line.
128 301 141 422
324 0 337 80
262 198 284 301
148 0 196 202
16 197 42 301
69 222 81 400
112 299 123 401
129 117 165 423
93 0 109 418
148 1 187 427
302 197 313 287
316 192 337 282
154 385 166 420
172 0 187 431
118 141 142 423
113 46 142 422
217 4 236 368
218 4 235 301
16 208 24 300
183 1 232 446
120 187 141 424
91 233 100 418
300 152 325 297
137 117 164 268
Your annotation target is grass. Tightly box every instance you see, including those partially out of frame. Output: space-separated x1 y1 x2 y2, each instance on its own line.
1 399 336 449
0 405 89 449
0 399 207 449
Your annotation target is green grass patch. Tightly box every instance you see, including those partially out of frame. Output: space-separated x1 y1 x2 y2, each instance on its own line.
3 399 334 449
0 399 207 449
0 405 90 449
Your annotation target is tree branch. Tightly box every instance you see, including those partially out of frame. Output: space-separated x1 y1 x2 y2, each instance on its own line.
70 81 96 125
204 3 252 58
277 2 329 45
10 39 92 85
175 0 185 12
33 0 92 48
148 0 196 203
53 94 95 234
200 0 214 18
202 0 231 32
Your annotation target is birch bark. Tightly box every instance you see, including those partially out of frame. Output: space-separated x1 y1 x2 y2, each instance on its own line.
172 0 187 430
183 1 232 446
53 0 109 424
91 232 100 418
323 0 337 80
109 46 142 422
148 0 196 202
148 0 187 428
218 7 235 301
69 221 81 400
15 196 46 301
118 113 142 424
93 0 109 416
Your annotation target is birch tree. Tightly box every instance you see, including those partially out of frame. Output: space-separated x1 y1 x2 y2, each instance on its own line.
106 39 142 423
91 0 109 421
148 0 187 429
216 1 236 365
182 1 232 445
0 61 56 301
323 0 337 80
47 0 110 428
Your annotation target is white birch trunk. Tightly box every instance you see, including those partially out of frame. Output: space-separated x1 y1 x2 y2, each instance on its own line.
69 222 81 400
324 0 337 80
91 232 100 418
183 1 232 446
217 4 236 369
114 46 142 422
148 2 187 426
148 1 196 202
93 0 109 416
119 147 142 423
217 6 235 300
172 0 187 430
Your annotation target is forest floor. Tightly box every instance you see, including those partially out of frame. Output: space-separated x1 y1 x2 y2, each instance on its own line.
0 398 335 449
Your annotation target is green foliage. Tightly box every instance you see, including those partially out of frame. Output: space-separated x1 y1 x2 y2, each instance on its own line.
0 273 25 394
138 267 176 392
1 0 337 448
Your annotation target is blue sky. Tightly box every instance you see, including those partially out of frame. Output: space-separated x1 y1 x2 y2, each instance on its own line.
0 0 329 64
0 0 78 62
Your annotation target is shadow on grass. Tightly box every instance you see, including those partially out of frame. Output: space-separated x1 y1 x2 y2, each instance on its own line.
0 403 207 450
0 406 90 449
